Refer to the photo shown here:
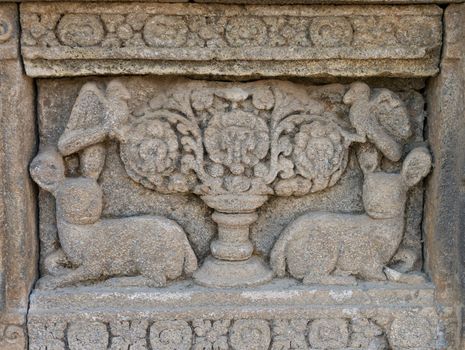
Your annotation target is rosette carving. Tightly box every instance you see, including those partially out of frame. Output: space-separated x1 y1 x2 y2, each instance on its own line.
57 14 104 47
149 320 192 350
308 319 349 348
230 319 271 350
120 113 180 190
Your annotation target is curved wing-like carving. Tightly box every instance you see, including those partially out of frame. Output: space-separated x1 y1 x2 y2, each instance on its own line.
343 82 411 162
58 80 130 178
59 80 131 153
58 82 106 156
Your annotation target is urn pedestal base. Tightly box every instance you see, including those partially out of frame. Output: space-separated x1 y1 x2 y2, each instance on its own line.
196 194 273 288
193 256 273 288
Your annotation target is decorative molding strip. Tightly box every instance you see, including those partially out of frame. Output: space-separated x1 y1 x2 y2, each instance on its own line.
20 3 442 77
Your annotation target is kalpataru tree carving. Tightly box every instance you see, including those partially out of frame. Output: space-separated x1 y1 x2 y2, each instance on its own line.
31 78 423 288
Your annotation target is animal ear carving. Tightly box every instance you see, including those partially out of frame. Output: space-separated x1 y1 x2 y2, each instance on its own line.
29 148 65 194
401 146 432 187
344 82 412 162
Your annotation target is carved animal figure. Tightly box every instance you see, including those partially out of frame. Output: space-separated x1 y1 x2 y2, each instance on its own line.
343 82 412 162
30 149 198 288
270 146 431 284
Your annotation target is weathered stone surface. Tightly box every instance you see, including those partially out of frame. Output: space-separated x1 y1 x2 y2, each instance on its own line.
0 3 37 349
27 281 443 349
32 77 429 290
0 0 461 348
25 73 452 347
20 3 442 77
424 4 465 348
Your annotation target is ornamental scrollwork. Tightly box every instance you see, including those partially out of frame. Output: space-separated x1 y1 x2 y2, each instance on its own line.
116 83 373 198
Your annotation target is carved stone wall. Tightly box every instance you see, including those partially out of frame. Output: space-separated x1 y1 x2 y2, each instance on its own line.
0 1 464 349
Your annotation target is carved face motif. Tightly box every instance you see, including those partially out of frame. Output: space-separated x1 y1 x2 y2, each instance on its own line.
204 110 269 176
121 115 179 176
293 120 347 189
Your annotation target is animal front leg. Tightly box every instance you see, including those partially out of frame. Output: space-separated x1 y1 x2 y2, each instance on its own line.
360 265 387 281
44 265 102 289
137 261 167 287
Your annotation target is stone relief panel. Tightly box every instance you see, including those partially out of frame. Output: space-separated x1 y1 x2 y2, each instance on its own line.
33 77 431 290
20 3 442 77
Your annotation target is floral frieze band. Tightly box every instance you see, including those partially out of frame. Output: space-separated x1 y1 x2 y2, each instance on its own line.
29 315 438 350
20 3 442 77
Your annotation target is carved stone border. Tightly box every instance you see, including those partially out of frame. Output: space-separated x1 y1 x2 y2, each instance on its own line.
0 4 37 349
20 3 442 77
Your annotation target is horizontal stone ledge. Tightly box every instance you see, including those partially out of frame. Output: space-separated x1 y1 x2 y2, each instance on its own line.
29 280 436 312
20 3 442 77
23 58 440 78
4 0 462 3
28 281 441 349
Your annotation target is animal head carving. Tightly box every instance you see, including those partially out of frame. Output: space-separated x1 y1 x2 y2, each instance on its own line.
30 148 103 225
361 146 431 219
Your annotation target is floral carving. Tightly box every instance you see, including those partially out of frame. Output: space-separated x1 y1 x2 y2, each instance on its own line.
309 17 353 47
28 321 66 350
225 17 267 47
39 78 417 289
204 110 270 176
230 319 271 350
110 320 148 349
67 321 109 350
120 112 180 190
149 320 192 350
308 318 349 348
292 119 349 192
350 318 387 348
22 13 60 47
144 15 188 47
57 14 104 47
271 319 308 350
192 319 230 350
